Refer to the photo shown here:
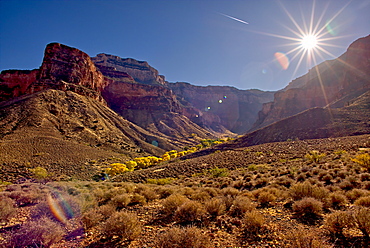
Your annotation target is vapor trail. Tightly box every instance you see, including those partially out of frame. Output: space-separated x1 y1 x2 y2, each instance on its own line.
219 13 249 25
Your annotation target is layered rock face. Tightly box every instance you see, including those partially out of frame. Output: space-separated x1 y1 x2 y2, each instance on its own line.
0 69 38 102
92 53 166 85
0 43 111 103
253 35 370 130
167 82 274 133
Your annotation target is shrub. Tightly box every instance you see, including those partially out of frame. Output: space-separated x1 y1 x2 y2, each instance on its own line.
346 189 369 203
290 182 329 201
324 211 354 237
111 194 131 208
257 192 276 207
175 200 206 223
284 226 330 248
354 196 370 207
130 193 147 205
325 192 348 210
0 195 16 223
147 178 176 185
352 207 370 238
229 196 256 217
292 197 323 222
352 153 370 171
29 166 49 179
102 211 141 240
241 210 265 239
305 150 326 163
81 208 104 229
8 216 65 247
162 194 188 216
207 166 229 177
155 226 211 248
205 197 226 217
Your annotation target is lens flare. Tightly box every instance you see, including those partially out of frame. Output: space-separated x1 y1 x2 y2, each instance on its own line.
47 192 76 224
274 52 290 70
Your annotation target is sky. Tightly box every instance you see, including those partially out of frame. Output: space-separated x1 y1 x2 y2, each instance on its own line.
0 0 369 91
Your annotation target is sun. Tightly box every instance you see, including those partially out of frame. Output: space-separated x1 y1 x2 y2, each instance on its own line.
301 34 318 50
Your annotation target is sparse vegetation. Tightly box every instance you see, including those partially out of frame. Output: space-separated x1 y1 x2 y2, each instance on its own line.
1 135 370 247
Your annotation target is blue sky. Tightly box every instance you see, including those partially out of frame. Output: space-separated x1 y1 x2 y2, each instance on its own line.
0 0 369 91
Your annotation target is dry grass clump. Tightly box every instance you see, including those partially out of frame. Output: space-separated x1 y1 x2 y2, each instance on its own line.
7 216 65 247
354 196 370 207
102 211 141 241
324 211 354 238
111 193 131 209
229 196 256 217
155 226 211 248
205 197 226 217
0 195 16 223
284 226 330 248
174 200 206 223
290 182 328 201
352 207 370 239
81 204 116 229
162 193 188 216
325 192 348 210
292 197 323 222
257 192 277 207
241 210 266 239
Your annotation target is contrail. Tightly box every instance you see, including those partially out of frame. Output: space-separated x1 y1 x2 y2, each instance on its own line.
219 13 249 25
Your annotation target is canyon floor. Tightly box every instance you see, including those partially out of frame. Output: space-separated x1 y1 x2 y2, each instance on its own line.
1 134 370 247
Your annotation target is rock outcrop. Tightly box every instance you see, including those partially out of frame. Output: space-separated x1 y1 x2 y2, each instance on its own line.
0 69 38 102
92 53 166 85
252 35 370 131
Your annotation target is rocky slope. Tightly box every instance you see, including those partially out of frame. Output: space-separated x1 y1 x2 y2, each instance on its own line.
167 82 274 133
252 35 370 131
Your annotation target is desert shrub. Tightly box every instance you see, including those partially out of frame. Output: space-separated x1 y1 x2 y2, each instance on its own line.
325 192 348 210
8 216 65 247
111 194 131 209
284 226 330 248
98 204 116 219
257 192 276 207
360 173 370 181
102 211 141 240
352 153 370 171
207 166 229 177
29 166 49 179
346 189 370 203
191 190 211 202
221 187 240 198
241 210 265 239
8 189 41 207
162 194 188 216
175 200 206 223
353 207 370 238
205 197 226 217
354 196 370 207
140 187 159 202
290 182 328 201
0 195 16 223
305 150 326 163
324 211 354 237
130 193 147 205
81 208 104 229
147 178 176 185
155 226 211 248
292 197 323 222
229 196 256 217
